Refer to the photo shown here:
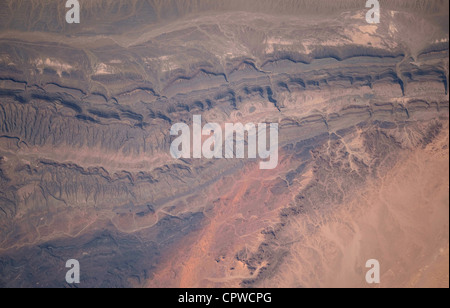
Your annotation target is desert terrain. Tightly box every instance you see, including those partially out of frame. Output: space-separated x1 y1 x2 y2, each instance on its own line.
0 0 448 288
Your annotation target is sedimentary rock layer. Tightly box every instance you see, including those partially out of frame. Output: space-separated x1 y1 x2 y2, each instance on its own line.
0 0 448 287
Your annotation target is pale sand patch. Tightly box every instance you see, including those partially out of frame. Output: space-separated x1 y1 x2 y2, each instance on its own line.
260 126 449 288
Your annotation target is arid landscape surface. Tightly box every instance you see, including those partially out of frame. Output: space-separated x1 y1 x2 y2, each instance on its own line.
0 0 448 288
